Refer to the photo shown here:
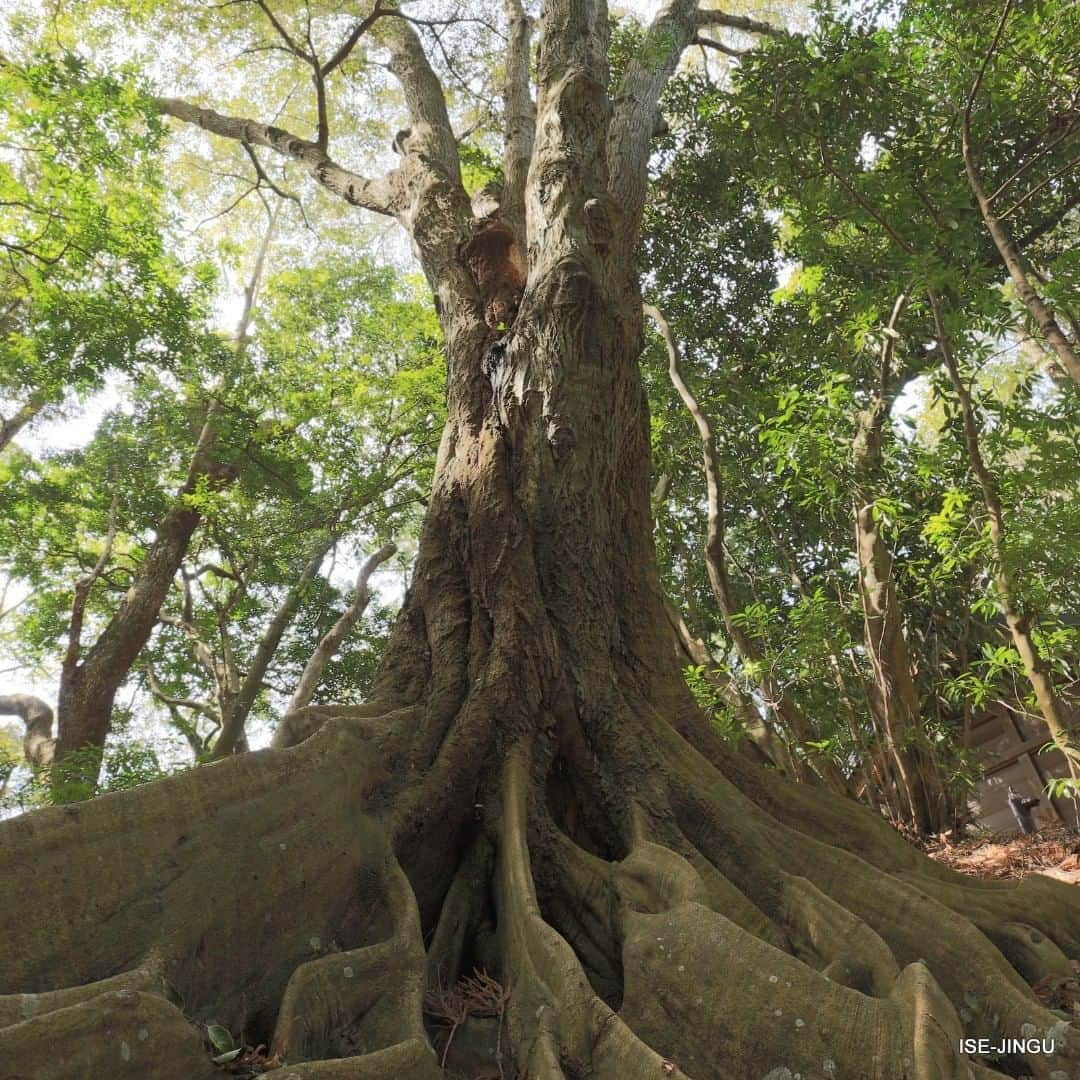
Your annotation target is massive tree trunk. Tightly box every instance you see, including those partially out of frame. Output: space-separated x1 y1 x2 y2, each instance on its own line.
1 4 1078 1079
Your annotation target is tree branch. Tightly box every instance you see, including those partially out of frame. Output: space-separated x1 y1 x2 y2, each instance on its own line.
211 532 338 758
0 693 54 769
287 542 397 712
382 17 462 183
154 97 397 215
693 36 744 58
501 0 535 248
608 5 779 254
959 0 1080 385
62 492 119 679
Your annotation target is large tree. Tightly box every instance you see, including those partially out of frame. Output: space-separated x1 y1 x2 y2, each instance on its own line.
1 2 1078 1079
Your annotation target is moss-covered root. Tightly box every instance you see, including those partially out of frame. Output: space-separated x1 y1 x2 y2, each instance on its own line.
247 1037 439 1078
495 750 693 1079
618 900 1002 1080
270 854 436 1070
0 990 216 1080
782 874 900 996
0 954 165 1028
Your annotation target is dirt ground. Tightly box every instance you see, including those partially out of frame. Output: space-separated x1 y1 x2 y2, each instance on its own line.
920 824 1080 884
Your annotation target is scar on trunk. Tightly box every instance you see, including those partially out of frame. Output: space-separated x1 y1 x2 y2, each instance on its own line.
463 220 526 330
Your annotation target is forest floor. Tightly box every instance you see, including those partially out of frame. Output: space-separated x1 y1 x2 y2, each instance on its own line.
919 823 1080 884
920 825 1080 1027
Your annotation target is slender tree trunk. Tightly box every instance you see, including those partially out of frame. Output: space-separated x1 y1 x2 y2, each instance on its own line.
662 596 793 774
930 288 1080 782
646 303 852 796
211 532 339 757
851 294 948 834
53 405 232 797
287 542 397 713
961 1 1080 386
760 505 883 808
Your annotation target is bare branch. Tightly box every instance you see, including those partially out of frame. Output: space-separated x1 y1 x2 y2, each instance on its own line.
501 0 535 246
692 35 744 58
287 542 397 712
691 8 780 36
997 154 1080 219
986 120 1079 203
254 0 312 62
242 143 300 205
322 3 385 77
155 97 397 215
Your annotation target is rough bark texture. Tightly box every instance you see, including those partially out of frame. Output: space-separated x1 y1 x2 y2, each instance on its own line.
1 3 1078 1078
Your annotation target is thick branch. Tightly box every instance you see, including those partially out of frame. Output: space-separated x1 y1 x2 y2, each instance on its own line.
0 693 54 768
608 5 779 248
287 542 397 712
0 392 45 453
382 18 462 183
154 98 396 215
501 0 536 248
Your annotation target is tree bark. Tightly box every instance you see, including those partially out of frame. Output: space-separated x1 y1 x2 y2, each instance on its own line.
1 5 1078 1078
53 405 233 797
0 392 45 453
0 693 54 768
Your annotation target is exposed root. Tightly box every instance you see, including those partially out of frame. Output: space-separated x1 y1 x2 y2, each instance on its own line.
659 724 1080 1078
3 682 1079 1080
0 990 216 1080
426 833 495 989
0 953 166 1028
258 1037 440 1077
619 900 1004 1080
782 874 900 995
270 855 432 1065
981 921 1076 985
